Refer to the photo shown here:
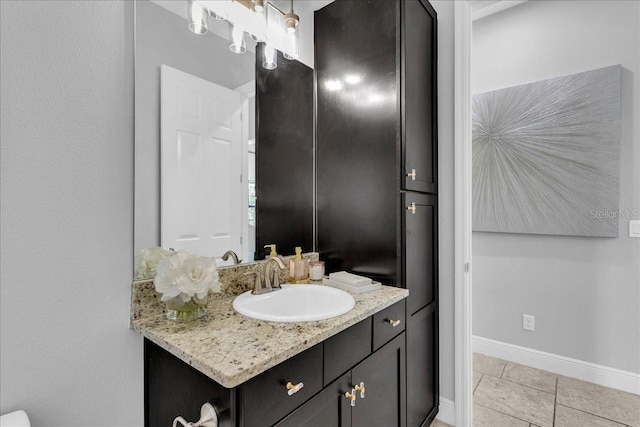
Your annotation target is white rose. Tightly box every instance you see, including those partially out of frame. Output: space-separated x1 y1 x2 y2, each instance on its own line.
153 252 220 301
176 255 220 298
154 251 189 300
134 246 173 279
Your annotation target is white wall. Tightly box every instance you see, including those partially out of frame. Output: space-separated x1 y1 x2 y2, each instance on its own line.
472 1 640 373
431 0 456 403
0 1 142 426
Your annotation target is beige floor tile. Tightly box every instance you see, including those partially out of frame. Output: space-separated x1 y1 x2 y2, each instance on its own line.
554 404 626 427
474 352 507 377
557 376 640 427
501 362 557 394
474 374 555 427
473 370 483 392
474 403 529 426
430 419 452 427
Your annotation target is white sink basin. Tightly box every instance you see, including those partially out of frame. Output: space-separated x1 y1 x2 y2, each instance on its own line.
232 284 355 322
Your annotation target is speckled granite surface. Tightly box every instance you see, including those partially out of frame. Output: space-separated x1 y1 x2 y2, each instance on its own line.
130 267 408 388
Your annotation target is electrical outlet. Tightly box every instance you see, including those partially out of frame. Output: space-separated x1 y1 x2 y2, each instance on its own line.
523 314 535 331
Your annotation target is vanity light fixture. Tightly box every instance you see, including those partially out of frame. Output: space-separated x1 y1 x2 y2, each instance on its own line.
187 0 300 66
283 0 299 34
282 0 299 60
187 0 208 35
228 22 247 54
249 0 267 42
254 0 266 14
263 44 278 70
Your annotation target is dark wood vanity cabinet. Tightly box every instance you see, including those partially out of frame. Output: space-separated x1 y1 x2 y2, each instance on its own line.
276 333 406 427
315 1 439 425
145 300 407 427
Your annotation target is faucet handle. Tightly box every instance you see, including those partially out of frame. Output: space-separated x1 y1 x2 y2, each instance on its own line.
244 271 262 294
272 268 282 289
265 256 286 289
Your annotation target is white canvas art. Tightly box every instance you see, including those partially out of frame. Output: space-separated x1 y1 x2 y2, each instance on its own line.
472 65 621 237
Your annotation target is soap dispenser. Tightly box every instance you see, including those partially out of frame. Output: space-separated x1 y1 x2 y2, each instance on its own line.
289 247 309 284
264 244 278 259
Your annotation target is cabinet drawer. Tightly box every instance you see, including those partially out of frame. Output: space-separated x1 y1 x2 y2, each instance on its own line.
323 318 372 386
240 344 322 427
373 299 406 351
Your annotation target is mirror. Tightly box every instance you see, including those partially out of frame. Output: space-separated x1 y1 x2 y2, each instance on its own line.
134 0 330 273
135 0 257 267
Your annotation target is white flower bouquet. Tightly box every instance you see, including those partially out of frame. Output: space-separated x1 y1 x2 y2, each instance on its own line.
135 247 220 321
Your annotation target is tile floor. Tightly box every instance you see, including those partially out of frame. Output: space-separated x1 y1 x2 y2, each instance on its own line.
430 353 640 427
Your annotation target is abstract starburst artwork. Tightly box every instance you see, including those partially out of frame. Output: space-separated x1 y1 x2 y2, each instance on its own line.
472 65 621 237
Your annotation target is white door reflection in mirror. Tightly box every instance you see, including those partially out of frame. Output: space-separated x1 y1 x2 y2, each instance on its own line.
161 65 245 261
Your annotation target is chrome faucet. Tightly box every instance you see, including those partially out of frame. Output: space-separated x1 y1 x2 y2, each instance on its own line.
221 250 242 265
264 256 287 290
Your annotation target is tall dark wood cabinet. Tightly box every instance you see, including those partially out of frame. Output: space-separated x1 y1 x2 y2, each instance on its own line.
315 1 439 426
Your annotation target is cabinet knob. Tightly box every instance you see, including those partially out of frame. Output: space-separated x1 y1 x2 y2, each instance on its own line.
354 381 366 398
344 389 356 407
387 318 401 327
406 203 416 214
286 381 304 396
407 168 417 181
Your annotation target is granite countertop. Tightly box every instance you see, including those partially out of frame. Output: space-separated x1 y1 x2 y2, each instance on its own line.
131 284 408 388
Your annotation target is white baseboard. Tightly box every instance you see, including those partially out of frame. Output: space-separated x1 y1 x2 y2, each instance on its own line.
436 397 455 426
473 336 640 395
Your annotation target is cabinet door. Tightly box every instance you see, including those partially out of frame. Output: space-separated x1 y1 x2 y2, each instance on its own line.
351 333 406 427
145 339 233 427
275 373 352 427
402 193 437 315
406 305 438 427
401 0 438 194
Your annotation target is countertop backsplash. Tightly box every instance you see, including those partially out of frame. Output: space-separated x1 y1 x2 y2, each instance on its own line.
130 252 320 323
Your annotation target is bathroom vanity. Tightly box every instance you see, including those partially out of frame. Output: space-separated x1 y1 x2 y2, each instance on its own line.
133 0 438 425
131 281 408 426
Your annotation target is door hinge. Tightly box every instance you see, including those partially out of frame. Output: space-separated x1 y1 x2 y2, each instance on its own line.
465 262 470 273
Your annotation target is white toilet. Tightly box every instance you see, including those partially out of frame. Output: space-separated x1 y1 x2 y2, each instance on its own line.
0 410 31 427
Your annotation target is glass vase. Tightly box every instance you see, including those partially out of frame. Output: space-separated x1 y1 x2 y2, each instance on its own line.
164 293 208 322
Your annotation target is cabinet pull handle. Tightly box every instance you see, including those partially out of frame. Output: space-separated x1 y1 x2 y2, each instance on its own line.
286 381 304 396
407 168 417 181
407 203 416 214
344 389 356 407
354 381 366 398
387 318 401 327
